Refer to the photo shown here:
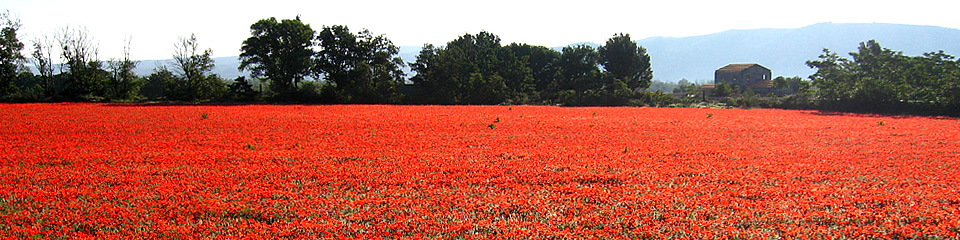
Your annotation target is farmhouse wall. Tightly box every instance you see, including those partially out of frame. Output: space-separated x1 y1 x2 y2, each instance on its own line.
714 64 772 89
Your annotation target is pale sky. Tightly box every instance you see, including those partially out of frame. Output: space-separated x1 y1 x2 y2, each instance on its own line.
6 0 960 61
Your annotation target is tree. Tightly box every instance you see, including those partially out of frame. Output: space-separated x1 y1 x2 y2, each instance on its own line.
772 76 805 92
58 26 108 100
554 44 634 106
807 41 901 109
14 71 42 99
598 33 653 90
239 17 316 97
772 76 789 89
506 43 559 98
806 40 960 115
315 25 405 103
847 40 901 105
409 31 532 104
556 44 601 93
31 35 56 97
0 10 25 96
106 37 143 101
714 82 739 98
912 51 960 111
141 66 175 100
408 44 449 103
676 79 701 95
227 76 258 102
806 48 854 104
171 34 223 101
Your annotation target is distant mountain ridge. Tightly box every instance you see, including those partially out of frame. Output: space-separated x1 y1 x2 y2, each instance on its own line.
133 23 960 83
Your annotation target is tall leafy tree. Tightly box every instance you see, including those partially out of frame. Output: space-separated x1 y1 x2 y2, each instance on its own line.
598 33 653 90
553 44 601 105
911 51 960 111
410 31 531 104
408 44 450 103
239 17 316 97
554 44 634 106
315 25 404 103
806 48 852 103
171 34 223 101
847 40 901 105
0 10 25 96
506 43 560 98
557 44 602 93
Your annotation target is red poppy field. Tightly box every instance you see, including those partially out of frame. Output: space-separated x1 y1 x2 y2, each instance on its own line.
1 103 959 238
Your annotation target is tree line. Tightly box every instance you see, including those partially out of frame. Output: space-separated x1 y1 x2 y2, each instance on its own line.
1 12 958 115
410 31 652 105
0 14 652 105
806 40 960 115
0 14 654 106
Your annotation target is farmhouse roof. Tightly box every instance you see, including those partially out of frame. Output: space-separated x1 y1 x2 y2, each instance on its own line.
716 63 767 73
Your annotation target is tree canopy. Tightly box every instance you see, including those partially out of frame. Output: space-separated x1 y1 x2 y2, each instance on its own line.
170 34 223 101
807 40 960 114
315 25 405 103
58 26 108 100
0 10 24 96
506 43 561 101
239 17 316 97
598 33 653 90
106 38 142 101
410 31 533 104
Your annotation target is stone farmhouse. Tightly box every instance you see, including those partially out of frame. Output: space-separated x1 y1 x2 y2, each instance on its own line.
714 63 772 89
703 63 793 96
